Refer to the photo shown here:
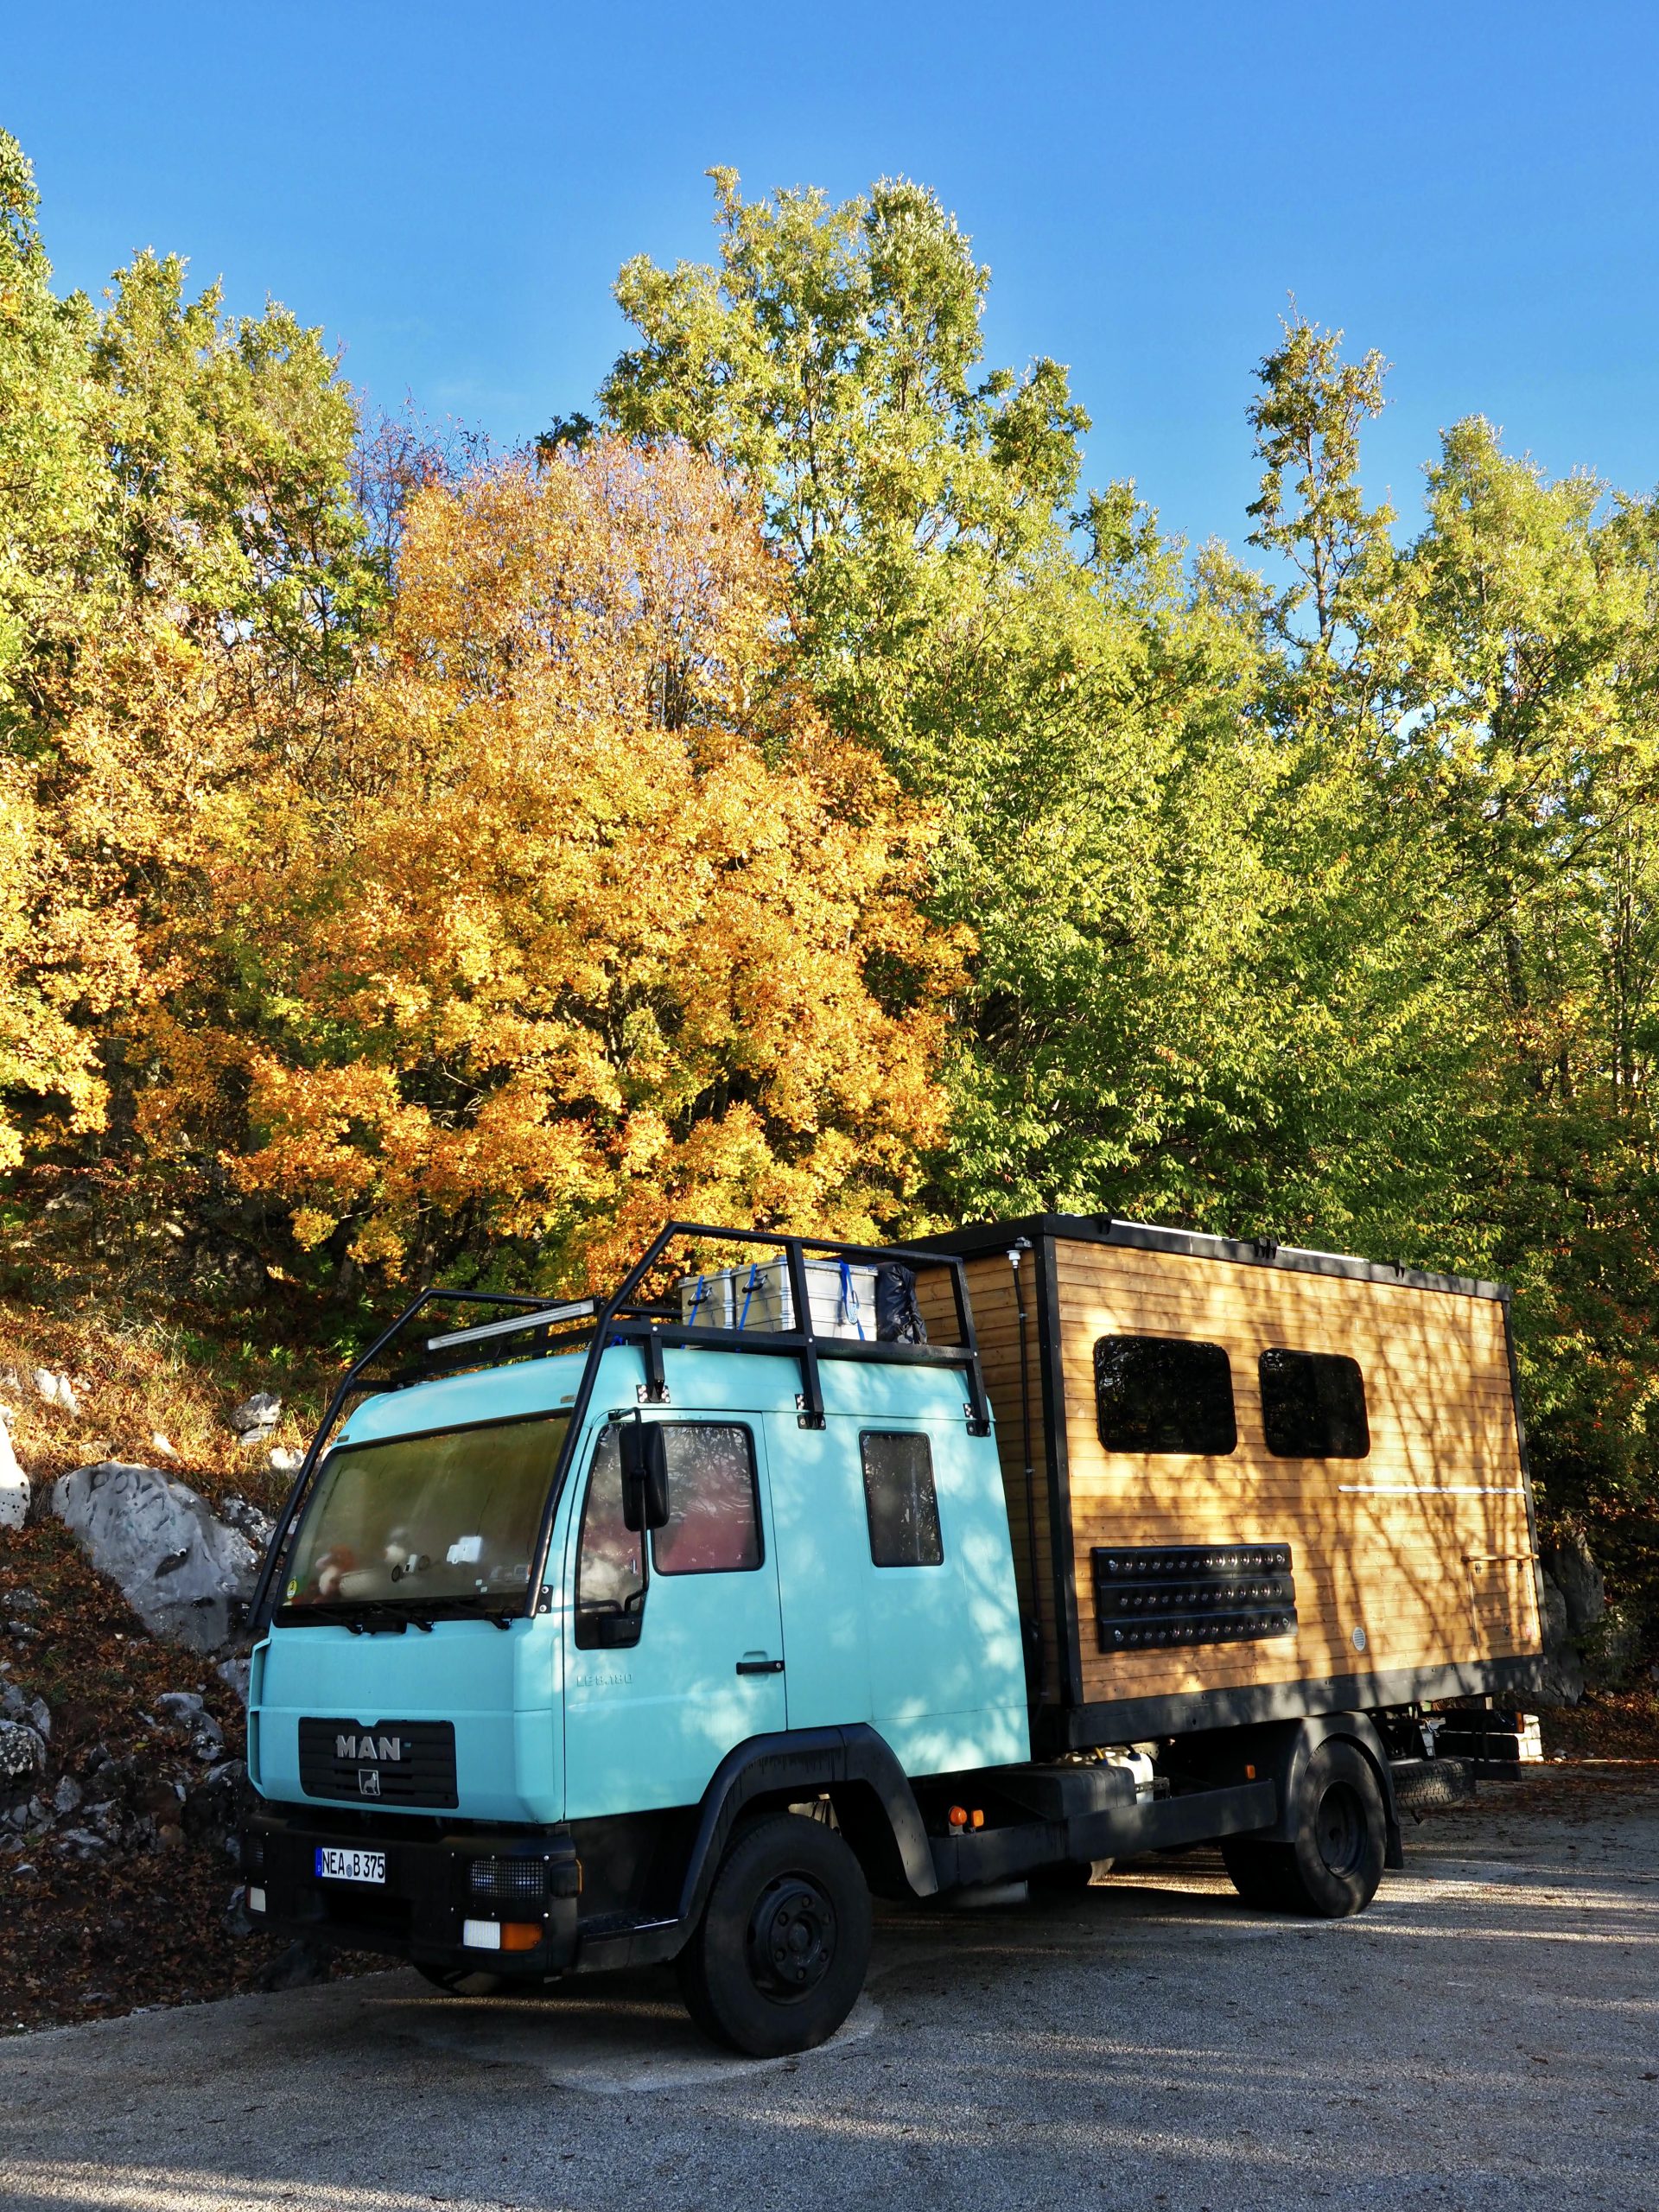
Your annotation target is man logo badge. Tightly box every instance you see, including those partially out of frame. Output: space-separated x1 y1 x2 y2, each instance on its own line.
335 1733 404 1762
358 1768 381 1799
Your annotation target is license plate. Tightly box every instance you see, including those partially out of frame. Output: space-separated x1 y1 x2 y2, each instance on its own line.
315 1846 386 1885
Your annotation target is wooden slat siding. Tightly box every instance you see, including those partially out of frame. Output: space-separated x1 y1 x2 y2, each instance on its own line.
1049 1238 1541 1707
914 1252 1065 1699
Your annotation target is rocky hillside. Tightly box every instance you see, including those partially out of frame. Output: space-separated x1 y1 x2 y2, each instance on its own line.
0 1314 372 2031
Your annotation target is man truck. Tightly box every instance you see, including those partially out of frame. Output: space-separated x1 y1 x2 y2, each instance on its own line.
238 1217 1545 2056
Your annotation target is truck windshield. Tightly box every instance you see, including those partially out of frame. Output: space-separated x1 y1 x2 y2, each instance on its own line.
278 1414 570 1619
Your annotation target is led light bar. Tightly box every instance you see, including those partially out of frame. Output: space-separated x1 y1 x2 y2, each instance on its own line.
426 1300 596 1352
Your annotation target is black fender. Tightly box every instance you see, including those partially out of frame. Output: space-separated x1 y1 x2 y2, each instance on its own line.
1253 1713 1404 1871
677 1724 938 1929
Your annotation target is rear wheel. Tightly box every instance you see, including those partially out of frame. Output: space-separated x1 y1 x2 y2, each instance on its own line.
1223 1739 1385 1918
1219 1836 1293 1910
676 1811 872 2056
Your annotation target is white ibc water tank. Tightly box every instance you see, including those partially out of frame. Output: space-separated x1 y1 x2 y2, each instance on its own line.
677 1258 877 1340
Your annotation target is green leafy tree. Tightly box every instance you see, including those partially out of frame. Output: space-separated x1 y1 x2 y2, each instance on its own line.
0 132 128 1168
1401 422 1659 1567
0 131 100 734
599 168 1089 774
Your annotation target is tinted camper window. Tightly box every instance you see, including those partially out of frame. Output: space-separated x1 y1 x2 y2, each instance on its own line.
1094 1337 1237 1454
1259 1349 1370 1459
861 1433 944 1567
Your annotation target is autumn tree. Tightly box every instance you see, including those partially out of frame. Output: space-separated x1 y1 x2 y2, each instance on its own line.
135 438 963 1289
0 132 133 1171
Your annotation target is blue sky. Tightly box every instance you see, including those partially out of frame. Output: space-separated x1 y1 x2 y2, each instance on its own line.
8 1 1658 552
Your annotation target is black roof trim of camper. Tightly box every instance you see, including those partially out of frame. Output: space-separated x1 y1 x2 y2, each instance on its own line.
910 1213 1506 1301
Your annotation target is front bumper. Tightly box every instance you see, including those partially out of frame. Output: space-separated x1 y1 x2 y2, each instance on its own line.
238 1803 582 1977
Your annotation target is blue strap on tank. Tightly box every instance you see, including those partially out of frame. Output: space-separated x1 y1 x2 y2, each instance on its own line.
737 1262 761 1332
838 1259 867 1339
688 1274 709 1324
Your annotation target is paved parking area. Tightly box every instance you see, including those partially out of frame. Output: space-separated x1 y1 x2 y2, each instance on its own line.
3 1772 1656 2212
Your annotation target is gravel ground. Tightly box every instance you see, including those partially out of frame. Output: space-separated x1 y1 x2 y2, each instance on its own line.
2 1769 1656 2212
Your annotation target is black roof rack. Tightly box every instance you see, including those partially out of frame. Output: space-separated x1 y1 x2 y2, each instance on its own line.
245 1223 989 1635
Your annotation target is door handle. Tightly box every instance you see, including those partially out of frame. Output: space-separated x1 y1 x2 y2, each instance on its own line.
735 1658 785 1675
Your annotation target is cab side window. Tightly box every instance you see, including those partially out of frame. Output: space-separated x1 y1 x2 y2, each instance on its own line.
574 1429 645 1647
652 1424 762 1575
861 1432 944 1567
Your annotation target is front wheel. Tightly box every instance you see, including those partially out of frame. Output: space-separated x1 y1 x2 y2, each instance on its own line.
676 1811 873 2056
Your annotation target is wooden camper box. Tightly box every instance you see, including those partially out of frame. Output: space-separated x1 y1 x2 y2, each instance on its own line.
914 1216 1545 1755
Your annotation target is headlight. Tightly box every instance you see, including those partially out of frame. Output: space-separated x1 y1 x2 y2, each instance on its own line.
467 1857 547 1904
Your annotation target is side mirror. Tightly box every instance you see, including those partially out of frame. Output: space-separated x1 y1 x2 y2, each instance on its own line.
619 1421 670 1533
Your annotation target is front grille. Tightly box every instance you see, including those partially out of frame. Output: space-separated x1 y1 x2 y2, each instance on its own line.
297 1718 459 1808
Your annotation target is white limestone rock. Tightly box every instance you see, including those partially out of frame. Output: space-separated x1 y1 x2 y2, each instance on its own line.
51 1462 257 1651
0 1417 28 1530
0 1719 47 1797
32 1369 81 1416
228 1391 281 1443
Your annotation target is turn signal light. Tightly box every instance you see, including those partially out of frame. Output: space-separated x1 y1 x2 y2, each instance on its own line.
501 1922 543 1952
948 1805 968 1830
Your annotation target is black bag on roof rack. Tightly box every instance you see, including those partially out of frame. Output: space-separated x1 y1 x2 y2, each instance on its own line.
874 1262 926 1344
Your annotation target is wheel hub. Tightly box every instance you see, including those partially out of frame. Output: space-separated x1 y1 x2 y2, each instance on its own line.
1316 1780 1363 1876
747 1872 837 1999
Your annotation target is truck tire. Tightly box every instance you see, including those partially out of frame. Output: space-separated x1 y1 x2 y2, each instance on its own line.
676 1811 873 2057
1223 1739 1385 1918
1218 1837 1293 1910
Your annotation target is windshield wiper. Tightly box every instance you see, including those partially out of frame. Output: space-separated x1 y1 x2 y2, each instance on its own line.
360 1594 515 1631
276 1593 517 1632
342 1605 410 1636
416 1594 515 1630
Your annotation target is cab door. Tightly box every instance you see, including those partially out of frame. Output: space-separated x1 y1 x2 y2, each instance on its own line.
561 1418 787 1819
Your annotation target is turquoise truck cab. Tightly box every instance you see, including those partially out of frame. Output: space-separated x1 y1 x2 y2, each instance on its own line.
251 1340 1027 1823
236 1222 1418 2056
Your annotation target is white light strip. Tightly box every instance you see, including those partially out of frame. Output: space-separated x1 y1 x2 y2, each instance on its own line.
427 1300 595 1351
1338 1484 1524 1497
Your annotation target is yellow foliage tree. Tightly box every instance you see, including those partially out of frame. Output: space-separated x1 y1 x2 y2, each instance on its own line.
136 439 964 1287
0 757 138 1170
